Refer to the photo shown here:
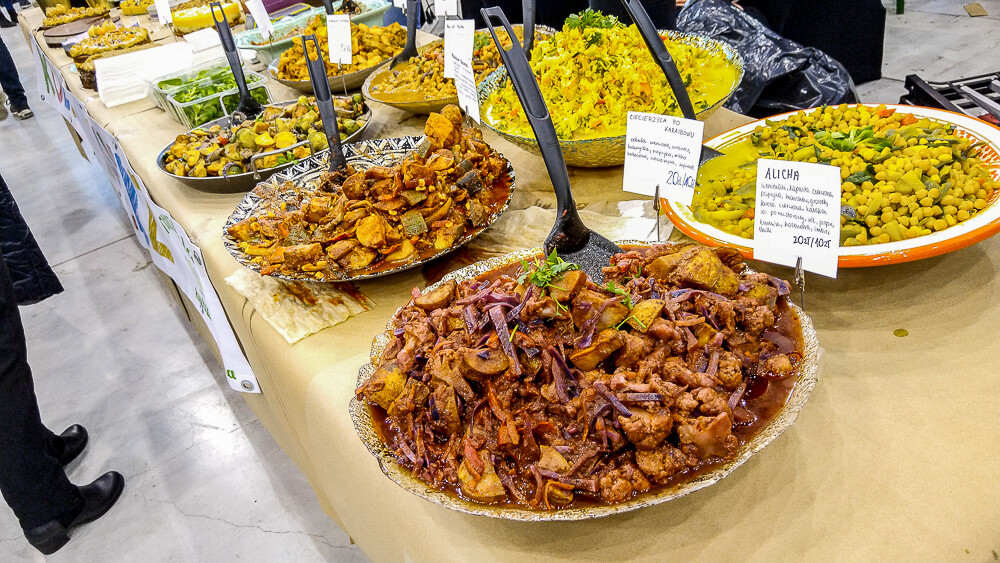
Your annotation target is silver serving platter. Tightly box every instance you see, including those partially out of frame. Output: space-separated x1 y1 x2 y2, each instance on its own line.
477 30 745 168
350 243 819 521
267 55 393 94
223 135 517 282
155 98 371 193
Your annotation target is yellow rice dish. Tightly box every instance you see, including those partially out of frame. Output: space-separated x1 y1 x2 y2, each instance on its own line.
483 10 738 141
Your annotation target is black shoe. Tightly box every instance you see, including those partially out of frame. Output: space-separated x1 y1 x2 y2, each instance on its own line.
23 472 125 555
57 425 89 466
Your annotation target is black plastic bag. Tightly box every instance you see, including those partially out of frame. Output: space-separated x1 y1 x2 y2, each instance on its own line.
676 0 857 118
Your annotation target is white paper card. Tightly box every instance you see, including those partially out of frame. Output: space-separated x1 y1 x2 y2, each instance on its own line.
436 0 459 16
753 159 841 279
153 0 172 24
326 14 352 65
245 0 274 39
622 111 704 203
184 27 222 52
443 19 473 78
450 51 479 122
393 0 405 8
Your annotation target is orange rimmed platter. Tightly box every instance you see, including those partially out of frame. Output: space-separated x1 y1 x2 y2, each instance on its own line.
664 104 1000 267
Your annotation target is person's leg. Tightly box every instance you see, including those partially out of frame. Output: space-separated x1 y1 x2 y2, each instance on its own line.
0 248 83 534
0 0 16 26
0 35 31 115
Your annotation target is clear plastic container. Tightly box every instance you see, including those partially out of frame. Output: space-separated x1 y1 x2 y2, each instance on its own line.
164 70 271 129
146 58 248 111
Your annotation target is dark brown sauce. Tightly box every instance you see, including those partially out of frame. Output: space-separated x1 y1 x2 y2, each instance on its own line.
367 252 804 511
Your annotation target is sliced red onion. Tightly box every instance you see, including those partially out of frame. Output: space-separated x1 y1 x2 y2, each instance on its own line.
484 293 521 306
577 295 625 347
552 445 573 454
738 281 754 292
706 350 720 376
594 382 632 417
457 279 500 304
490 307 522 376
496 464 527 503
766 275 791 296
393 327 405 336
506 285 533 323
683 327 699 349
546 347 574 402
463 305 478 335
728 380 747 411
536 470 600 492
762 330 797 354
397 441 418 464
700 303 721 330
620 392 665 402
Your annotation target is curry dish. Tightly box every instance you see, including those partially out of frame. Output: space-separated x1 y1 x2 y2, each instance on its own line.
276 20 406 80
692 104 1000 245
484 10 738 141
163 96 367 178
357 243 803 509
226 105 513 280
366 26 548 105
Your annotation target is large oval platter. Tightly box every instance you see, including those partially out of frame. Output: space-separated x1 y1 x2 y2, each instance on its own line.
156 98 371 193
477 31 744 168
268 55 391 94
665 104 1000 267
223 136 516 282
349 242 819 521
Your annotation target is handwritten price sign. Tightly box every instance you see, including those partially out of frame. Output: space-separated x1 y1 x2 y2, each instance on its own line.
753 159 841 278
622 111 704 203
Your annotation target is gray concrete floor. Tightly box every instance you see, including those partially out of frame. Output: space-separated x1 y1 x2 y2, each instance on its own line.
1 0 998 560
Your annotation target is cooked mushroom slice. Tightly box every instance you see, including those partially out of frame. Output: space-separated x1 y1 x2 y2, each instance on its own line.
413 279 456 310
462 347 509 378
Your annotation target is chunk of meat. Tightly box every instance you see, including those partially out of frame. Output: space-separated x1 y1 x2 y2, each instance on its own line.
598 461 652 503
715 351 743 389
426 349 475 401
430 384 461 435
635 446 692 483
425 111 459 150
676 412 737 459
615 332 655 370
618 407 672 450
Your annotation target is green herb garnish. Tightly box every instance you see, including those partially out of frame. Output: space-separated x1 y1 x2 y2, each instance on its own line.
518 249 580 289
564 9 621 31
603 281 633 309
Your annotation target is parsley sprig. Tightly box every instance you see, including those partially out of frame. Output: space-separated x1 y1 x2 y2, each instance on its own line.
564 9 622 30
518 249 580 289
603 281 633 310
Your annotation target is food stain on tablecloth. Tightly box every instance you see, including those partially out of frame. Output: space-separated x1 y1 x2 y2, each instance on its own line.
226 269 374 344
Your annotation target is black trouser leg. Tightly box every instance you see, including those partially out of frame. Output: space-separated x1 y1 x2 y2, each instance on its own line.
0 35 29 110
0 253 82 531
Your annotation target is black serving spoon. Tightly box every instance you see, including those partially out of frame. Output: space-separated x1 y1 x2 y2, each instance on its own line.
301 34 348 173
211 2 264 119
482 7 621 282
618 0 723 164
391 0 420 69
321 0 334 15
521 0 535 58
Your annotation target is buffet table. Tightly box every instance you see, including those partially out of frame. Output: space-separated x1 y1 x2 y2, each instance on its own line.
19 8 1000 561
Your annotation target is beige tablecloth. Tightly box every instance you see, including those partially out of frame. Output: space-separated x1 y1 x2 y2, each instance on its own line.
21 8 1000 561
